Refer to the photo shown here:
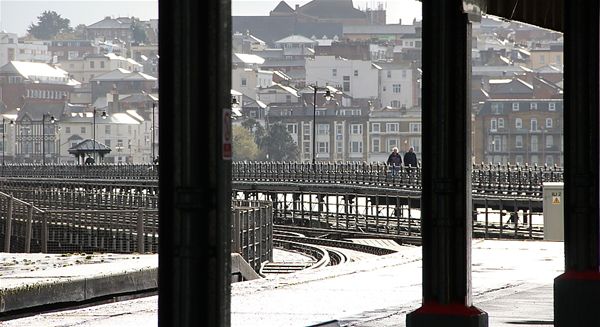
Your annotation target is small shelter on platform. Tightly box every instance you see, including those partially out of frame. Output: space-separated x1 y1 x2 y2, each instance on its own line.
68 139 111 164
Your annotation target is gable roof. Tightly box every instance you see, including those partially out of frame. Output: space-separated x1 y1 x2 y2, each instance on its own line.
297 0 365 19
0 61 80 86
275 35 316 44
271 1 294 14
87 16 132 29
91 68 157 82
232 16 343 46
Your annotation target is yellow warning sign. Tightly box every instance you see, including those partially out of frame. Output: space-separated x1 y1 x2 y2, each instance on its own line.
552 196 561 205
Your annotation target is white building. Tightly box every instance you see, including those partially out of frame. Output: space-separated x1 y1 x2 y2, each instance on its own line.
231 68 273 100
0 32 51 67
305 55 379 100
375 62 416 109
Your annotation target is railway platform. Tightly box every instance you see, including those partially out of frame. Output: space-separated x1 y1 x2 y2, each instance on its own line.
1 239 562 327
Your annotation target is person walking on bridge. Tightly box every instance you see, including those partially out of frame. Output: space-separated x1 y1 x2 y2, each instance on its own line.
403 146 418 168
387 147 402 176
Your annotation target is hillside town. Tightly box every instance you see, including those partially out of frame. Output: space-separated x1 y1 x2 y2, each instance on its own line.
231 0 564 166
0 14 158 164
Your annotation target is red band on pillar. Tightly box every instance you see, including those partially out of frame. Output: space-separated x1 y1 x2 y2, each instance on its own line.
556 271 600 281
413 301 486 316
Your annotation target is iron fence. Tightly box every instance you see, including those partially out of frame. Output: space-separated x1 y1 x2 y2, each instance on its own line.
231 200 273 273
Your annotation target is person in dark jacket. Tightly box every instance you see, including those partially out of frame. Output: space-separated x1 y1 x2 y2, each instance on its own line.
403 147 418 168
387 147 402 176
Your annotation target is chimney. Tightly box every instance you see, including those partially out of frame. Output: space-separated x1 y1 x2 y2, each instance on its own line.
111 85 119 112
295 4 299 10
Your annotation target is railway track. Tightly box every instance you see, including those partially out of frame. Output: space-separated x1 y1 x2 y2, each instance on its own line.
261 227 404 275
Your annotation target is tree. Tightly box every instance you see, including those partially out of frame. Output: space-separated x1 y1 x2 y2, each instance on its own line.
131 18 148 44
241 118 266 148
232 125 261 161
261 123 299 161
27 11 73 39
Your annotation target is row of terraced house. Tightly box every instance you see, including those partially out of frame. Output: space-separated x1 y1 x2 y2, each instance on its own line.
231 0 564 165
0 15 159 164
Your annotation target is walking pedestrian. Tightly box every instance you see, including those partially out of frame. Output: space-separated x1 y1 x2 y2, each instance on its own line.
387 147 402 176
403 147 418 168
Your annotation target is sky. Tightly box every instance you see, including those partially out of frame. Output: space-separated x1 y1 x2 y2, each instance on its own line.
232 0 422 25
0 0 158 37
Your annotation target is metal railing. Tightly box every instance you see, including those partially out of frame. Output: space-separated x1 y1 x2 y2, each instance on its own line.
231 200 273 273
0 191 158 254
233 161 563 197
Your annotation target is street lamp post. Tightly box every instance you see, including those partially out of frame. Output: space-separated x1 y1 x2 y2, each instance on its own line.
2 118 6 166
41 113 55 165
92 108 108 163
152 102 156 162
311 86 332 166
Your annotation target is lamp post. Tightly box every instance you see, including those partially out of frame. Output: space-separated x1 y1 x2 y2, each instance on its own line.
2 118 6 166
151 102 156 163
41 113 55 165
311 85 332 166
92 107 108 163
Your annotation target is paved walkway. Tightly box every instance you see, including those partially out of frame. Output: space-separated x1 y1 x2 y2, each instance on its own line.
1 240 563 327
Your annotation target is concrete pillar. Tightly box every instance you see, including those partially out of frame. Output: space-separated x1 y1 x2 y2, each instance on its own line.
554 2 600 326
406 1 487 326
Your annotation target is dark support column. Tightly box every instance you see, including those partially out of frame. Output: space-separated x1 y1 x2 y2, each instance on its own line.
158 0 232 326
554 2 600 326
406 1 487 326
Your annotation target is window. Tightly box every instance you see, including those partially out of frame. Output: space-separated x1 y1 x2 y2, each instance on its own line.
409 137 421 152
303 142 310 153
490 118 497 132
353 70 358 77
371 123 380 133
491 103 501 114
387 71 391 78
100 61 105 69
515 118 522 129
90 61 95 68
286 95 291 103
336 141 343 153
81 127 86 134
350 124 362 134
286 123 297 134
392 84 401 93
530 102 538 110
335 124 343 136
530 118 538 131
105 139 111 147
388 139 398 150
241 78 247 86
332 69 337 77
317 141 329 153
546 118 553 128
498 118 504 129
386 123 399 133
531 135 538 152
105 125 111 134
65 127 71 133
548 102 556 111
493 136 501 151
402 70 407 78
350 141 362 153
372 138 380 152
343 76 350 92
512 102 519 111
317 124 329 135
409 123 421 132
546 135 554 148
515 135 523 148
390 100 400 108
